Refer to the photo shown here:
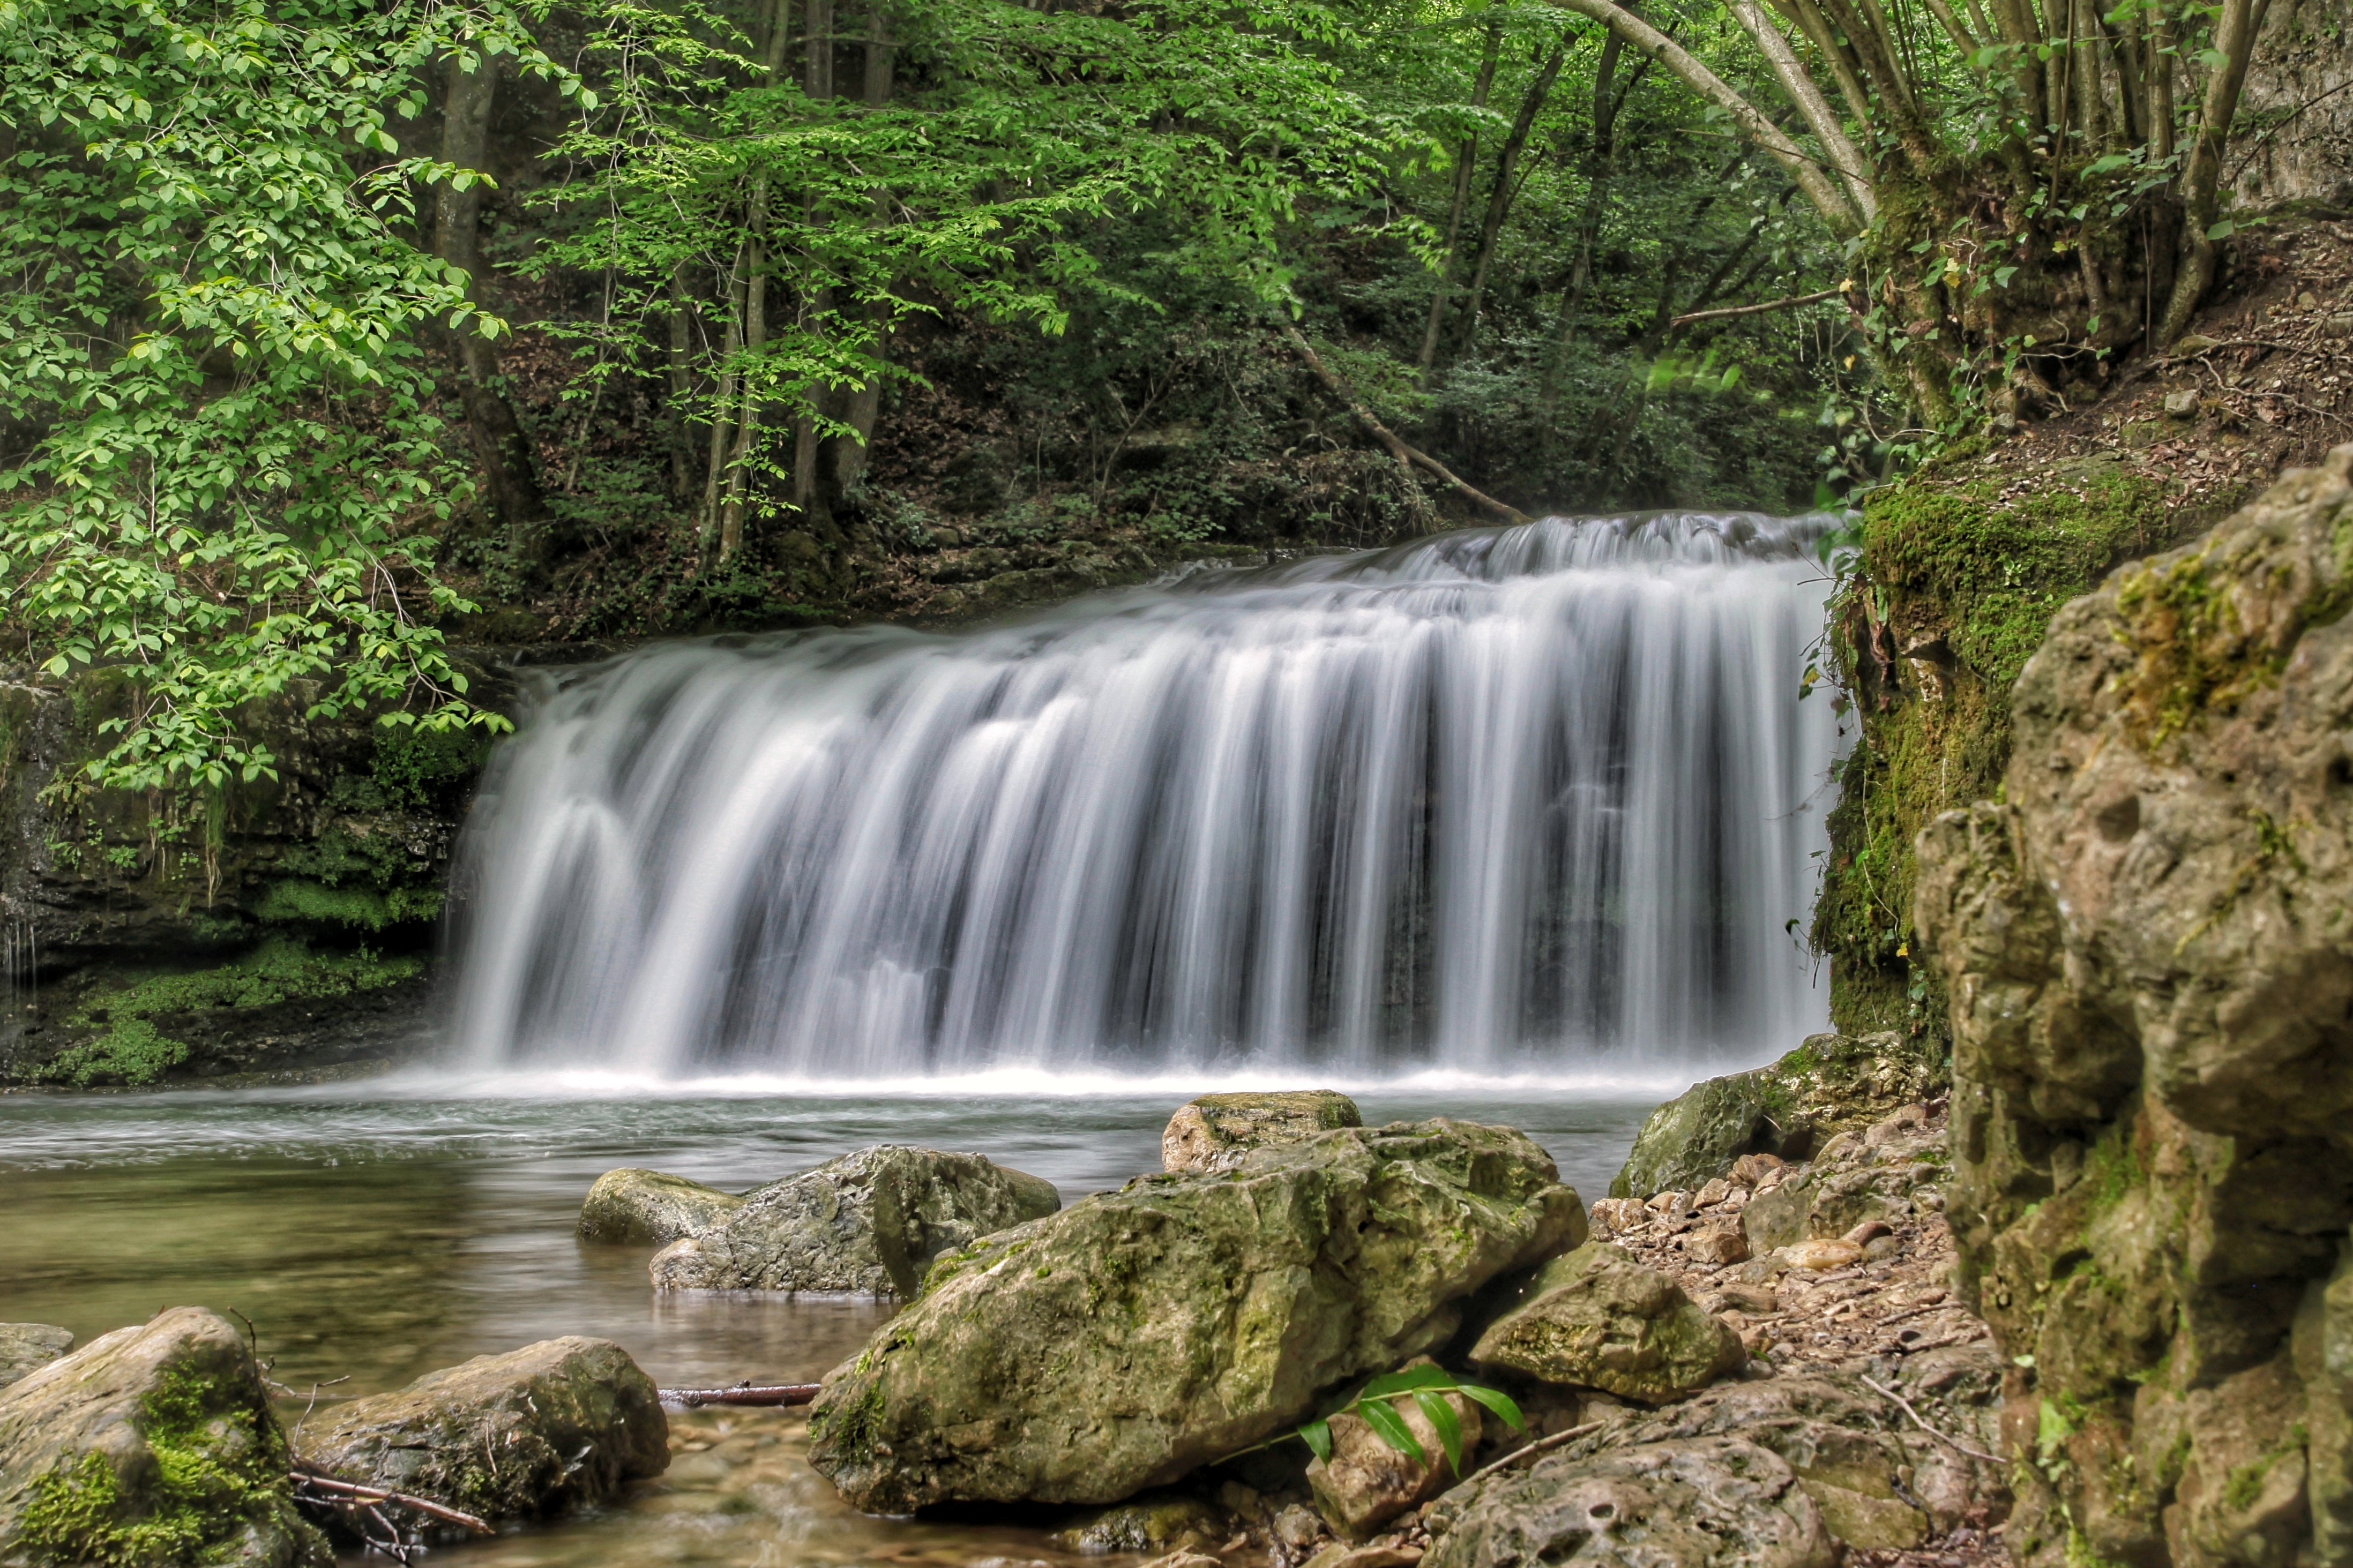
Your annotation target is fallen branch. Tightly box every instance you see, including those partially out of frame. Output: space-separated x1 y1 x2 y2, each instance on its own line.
1859 1375 2004 1464
659 1382 822 1408
289 1467 495 1536
1459 1421 1605 1489
1278 323 1533 527
1671 288 1842 327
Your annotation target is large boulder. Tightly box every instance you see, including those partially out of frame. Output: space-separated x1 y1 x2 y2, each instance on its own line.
1469 1243 1745 1402
649 1144 1061 1297
1421 1436 1837 1568
806 1119 1586 1512
0 1307 329 1567
1911 446 2353 1568
1162 1091 1364 1174
303 1337 667 1530
1611 1032 1941 1199
577 1167 744 1244
0 1325 73 1391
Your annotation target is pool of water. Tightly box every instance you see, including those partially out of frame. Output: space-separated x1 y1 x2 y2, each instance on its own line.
0 1075 1667 1566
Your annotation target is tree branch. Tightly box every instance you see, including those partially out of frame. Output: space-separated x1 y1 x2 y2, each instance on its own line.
1728 0 1876 220
1673 287 1844 326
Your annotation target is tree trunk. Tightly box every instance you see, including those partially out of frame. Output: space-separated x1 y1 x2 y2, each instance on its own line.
435 55 546 558
1457 39 1570 354
1417 19 1503 377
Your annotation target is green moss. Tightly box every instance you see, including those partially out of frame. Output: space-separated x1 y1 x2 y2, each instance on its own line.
1817 467 2169 1034
254 877 443 929
21 1359 297 1566
809 1378 890 1467
40 1018 192 1087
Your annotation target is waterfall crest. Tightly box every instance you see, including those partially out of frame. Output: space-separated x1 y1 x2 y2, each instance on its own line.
448 512 1842 1080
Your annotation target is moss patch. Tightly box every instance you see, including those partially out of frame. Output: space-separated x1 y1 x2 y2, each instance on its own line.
1816 468 2170 1035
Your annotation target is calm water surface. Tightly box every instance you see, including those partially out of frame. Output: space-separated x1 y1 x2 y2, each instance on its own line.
0 1077 1661 1568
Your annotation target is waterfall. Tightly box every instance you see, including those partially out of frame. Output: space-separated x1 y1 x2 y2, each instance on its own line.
447 511 1843 1081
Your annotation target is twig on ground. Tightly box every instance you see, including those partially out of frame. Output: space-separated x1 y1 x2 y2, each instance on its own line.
659 1382 822 1408
1861 1375 2004 1464
290 1467 495 1535
1460 1422 1606 1488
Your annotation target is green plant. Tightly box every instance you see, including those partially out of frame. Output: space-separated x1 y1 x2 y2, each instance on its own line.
1226 1364 1524 1475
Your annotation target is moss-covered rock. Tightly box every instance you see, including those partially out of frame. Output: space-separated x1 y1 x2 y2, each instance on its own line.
1913 446 2353 1567
1468 1243 1745 1402
0 1325 72 1391
1162 1091 1365 1174
1609 1032 1943 1199
806 1119 1585 1512
0 1307 329 1567
303 1337 667 1533
578 1168 745 1245
649 1145 1061 1297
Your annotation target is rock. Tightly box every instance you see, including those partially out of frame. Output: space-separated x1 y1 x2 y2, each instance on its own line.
1051 1492 1226 1552
2171 333 2221 355
1610 1032 1941 1198
1782 1239 1862 1272
1910 447 2353 1566
305 1337 667 1529
1729 1153 1785 1186
649 1144 1060 1297
0 1325 73 1390
1161 1090 1363 1174
1694 1177 1732 1206
578 1167 743 1244
1841 1220 1892 1246
1687 1226 1750 1266
2164 387 2202 416
1310 1548 1422 1568
1274 1501 1327 1552
1138 1554 1223 1568
1586 1197 1648 1234
1470 1242 1746 1402
1307 1374 1482 1539
1421 1436 1837 1568
0 1306 328 1567
806 1119 1585 1511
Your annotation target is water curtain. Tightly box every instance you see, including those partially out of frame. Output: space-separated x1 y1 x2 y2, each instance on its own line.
449 512 1842 1078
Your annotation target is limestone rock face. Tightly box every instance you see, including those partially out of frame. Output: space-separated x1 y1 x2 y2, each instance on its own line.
1470 1242 1745 1402
1911 446 2353 1568
578 1167 744 1244
304 1337 667 1530
1307 1376 1482 1539
0 1307 329 1567
1611 1032 1942 1199
1421 1435 1837 1568
649 1145 1061 1297
806 1119 1585 1511
0 1325 73 1390
1162 1091 1364 1174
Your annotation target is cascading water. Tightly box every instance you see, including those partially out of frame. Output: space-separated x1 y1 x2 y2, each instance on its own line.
447 511 1843 1081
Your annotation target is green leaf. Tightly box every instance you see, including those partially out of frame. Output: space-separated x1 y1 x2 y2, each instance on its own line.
1413 1390 1463 1474
1455 1382 1527 1432
2206 220 2237 241
1359 1398 1425 1463
1300 1417 1333 1463
2086 153 2133 175
1361 1365 1455 1399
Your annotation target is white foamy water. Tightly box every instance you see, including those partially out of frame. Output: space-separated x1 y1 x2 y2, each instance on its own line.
447 512 1842 1077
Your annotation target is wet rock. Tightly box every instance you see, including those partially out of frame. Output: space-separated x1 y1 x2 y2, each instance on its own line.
1422 1435 1836 1568
304 1337 667 1529
1611 1032 1941 1198
1308 1375 1482 1539
1052 1492 1226 1552
1911 447 2353 1566
807 1119 1585 1511
0 1325 73 1390
1162 1090 1364 1174
0 1306 328 1567
1470 1242 1745 1402
650 1144 1060 1297
578 1167 744 1244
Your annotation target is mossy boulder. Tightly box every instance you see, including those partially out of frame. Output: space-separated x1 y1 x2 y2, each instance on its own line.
1469 1242 1745 1403
1610 1032 1942 1198
578 1168 744 1245
650 1145 1062 1297
1162 1091 1364 1174
0 1306 330 1567
0 1325 72 1391
303 1337 667 1532
806 1119 1586 1512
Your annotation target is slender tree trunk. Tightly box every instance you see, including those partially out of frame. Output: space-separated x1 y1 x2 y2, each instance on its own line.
834 1 896 494
1417 19 1503 377
699 248 748 554
2160 0 2271 340
1458 39 1570 354
666 266 697 500
1540 29 1635 412
435 55 547 558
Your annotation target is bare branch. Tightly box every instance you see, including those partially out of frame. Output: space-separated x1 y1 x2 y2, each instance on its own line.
1672 287 1844 325
1728 0 1876 220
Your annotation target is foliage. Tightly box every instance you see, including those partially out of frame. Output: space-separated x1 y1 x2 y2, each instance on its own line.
0 0 556 790
1227 1363 1524 1474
